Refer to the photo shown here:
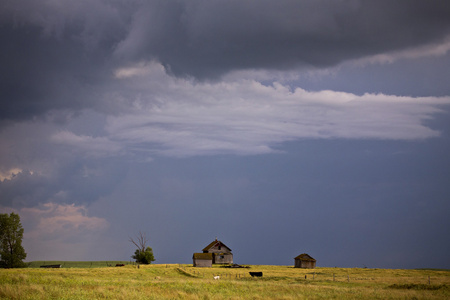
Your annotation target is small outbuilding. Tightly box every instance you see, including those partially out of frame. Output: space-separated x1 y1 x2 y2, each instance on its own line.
192 253 213 267
294 253 316 269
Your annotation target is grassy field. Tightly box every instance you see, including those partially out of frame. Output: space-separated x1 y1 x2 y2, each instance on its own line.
26 261 132 268
0 264 449 299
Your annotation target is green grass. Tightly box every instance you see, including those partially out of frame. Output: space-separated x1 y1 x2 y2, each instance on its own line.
1 264 449 299
26 261 132 268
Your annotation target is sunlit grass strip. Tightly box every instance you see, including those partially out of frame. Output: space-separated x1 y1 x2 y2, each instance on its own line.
1 265 449 299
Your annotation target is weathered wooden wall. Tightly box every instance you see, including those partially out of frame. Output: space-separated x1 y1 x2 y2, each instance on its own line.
214 253 233 264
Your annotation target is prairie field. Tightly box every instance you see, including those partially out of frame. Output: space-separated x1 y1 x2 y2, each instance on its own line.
0 264 449 299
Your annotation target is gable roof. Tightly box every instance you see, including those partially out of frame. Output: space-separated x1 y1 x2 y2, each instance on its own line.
294 253 316 261
202 239 232 252
193 253 213 260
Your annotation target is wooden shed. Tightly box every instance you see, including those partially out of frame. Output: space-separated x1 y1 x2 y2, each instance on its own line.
192 253 213 267
294 253 316 269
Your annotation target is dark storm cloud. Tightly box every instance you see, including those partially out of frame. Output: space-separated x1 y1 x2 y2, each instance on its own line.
0 0 132 121
2 0 450 122
1 25 97 120
115 0 450 78
0 157 125 208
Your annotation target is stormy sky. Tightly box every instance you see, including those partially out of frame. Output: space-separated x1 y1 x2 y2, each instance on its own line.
1 0 450 268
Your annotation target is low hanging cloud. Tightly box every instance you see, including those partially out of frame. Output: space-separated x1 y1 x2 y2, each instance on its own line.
50 61 450 158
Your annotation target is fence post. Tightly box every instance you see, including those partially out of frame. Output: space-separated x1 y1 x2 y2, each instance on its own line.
428 276 431 285
333 273 335 281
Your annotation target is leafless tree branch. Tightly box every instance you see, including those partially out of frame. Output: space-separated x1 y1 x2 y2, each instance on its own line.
129 231 148 252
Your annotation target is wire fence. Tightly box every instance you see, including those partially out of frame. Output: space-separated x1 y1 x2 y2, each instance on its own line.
27 262 449 286
175 265 449 285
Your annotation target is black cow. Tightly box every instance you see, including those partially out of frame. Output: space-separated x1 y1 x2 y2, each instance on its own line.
40 264 62 268
249 272 263 277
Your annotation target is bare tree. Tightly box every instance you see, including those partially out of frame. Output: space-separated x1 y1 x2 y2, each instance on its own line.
129 231 148 252
129 231 155 264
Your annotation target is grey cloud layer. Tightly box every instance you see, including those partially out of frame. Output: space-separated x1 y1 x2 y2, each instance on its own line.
55 62 450 157
115 0 450 77
2 0 450 121
1 0 132 121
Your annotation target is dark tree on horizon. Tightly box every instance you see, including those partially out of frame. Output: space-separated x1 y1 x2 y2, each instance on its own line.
0 212 27 268
129 231 155 265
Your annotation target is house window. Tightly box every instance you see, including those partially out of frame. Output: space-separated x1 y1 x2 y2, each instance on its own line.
218 246 221 250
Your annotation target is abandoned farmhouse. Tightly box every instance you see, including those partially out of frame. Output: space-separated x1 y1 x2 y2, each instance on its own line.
192 238 316 268
192 238 233 267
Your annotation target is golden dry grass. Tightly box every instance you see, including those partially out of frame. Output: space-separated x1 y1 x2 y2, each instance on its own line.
0 264 449 299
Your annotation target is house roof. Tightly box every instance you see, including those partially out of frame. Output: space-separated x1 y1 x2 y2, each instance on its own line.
294 253 316 262
193 253 213 260
202 239 232 252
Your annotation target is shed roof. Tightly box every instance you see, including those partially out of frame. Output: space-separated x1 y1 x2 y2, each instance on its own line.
202 239 232 252
294 253 316 262
193 253 213 260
